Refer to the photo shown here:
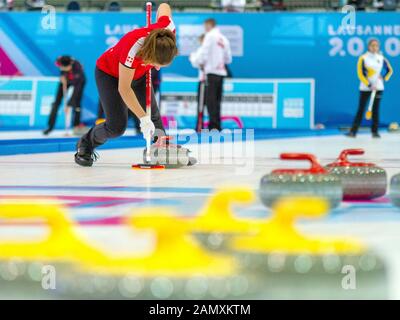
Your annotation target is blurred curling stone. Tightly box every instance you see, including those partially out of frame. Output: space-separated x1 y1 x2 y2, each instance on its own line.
142 136 197 168
56 209 263 299
73 124 90 136
0 202 104 299
326 149 387 200
388 122 399 132
230 196 387 299
190 188 259 251
259 153 342 209
389 173 400 207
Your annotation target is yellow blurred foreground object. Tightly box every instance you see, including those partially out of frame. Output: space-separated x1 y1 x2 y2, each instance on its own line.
0 202 103 262
56 209 264 300
79 209 237 278
190 188 258 234
233 196 366 255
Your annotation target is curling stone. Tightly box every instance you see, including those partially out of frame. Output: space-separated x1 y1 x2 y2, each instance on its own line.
143 136 197 168
326 149 387 200
0 202 107 299
389 173 400 207
190 188 259 251
73 125 90 136
259 153 342 209
388 122 399 132
230 196 387 299
55 209 264 300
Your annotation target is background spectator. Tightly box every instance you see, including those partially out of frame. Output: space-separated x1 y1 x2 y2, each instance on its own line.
0 0 13 10
195 18 232 131
348 0 367 10
221 0 246 12
259 0 285 11
25 0 46 11
44 56 86 135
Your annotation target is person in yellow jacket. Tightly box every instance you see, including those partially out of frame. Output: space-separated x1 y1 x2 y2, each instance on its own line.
347 38 393 138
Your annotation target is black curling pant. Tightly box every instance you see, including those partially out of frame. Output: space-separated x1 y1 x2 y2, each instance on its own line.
85 67 165 149
350 90 383 134
98 100 140 131
47 81 84 130
206 74 224 131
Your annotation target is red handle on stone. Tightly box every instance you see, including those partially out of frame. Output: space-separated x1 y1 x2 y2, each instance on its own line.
272 153 327 174
328 148 374 167
338 149 364 163
336 148 369 167
154 136 180 148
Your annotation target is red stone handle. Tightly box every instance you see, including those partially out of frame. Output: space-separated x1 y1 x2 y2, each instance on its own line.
327 148 373 167
338 149 364 164
154 136 177 147
272 153 327 174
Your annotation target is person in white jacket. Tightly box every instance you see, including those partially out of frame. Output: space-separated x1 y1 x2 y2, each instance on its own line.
347 38 393 138
193 18 232 131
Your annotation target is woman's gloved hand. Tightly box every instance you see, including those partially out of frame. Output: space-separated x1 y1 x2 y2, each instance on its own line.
140 115 155 140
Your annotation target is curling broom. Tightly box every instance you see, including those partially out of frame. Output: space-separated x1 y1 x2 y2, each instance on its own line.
132 1 165 170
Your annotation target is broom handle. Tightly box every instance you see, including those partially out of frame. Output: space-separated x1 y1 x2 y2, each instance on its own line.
145 2 152 162
63 83 71 133
65 106 71 132
367 90 376 113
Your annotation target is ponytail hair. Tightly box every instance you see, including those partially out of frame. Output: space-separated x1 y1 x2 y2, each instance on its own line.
137 29 178 65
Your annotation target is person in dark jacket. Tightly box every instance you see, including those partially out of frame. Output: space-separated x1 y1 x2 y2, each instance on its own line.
43 55 86 135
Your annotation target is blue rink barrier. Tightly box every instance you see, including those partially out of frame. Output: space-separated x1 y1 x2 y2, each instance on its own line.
161 77 315 129
0 129 340 156
0 76 315 130
0 76 63 129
